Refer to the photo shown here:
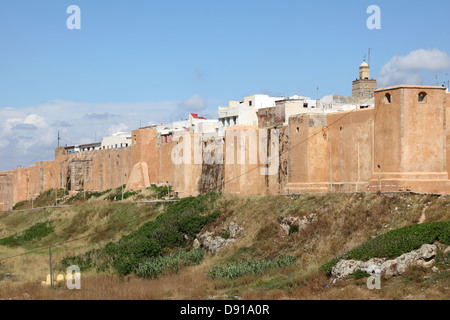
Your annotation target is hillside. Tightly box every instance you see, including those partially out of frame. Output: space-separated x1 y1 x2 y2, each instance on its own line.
0 189 449 300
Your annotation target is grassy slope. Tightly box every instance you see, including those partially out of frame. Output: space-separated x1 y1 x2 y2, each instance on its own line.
0 192 448 300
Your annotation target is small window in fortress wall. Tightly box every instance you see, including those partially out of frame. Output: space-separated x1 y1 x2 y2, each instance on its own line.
383 93 392 104
418 92 428 103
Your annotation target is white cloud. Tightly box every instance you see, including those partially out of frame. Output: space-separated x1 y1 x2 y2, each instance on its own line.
178 94 207 112
107 123 128 136
378 48 450 87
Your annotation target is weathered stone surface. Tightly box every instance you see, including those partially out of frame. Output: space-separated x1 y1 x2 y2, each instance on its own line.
193 238 200 249
194 222 243 253
331 244 440 280
226 221 244 238
280 213 317 234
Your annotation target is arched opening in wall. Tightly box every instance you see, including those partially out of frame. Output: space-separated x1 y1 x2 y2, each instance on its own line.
296 127 299 133
383 93 392 104
418 92 428 103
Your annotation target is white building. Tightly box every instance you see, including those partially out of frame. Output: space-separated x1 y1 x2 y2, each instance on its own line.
172 113 219 134
218 94 283 135
278 94 318 122
156 113 219 145
317 94 373 112
101 131 132 150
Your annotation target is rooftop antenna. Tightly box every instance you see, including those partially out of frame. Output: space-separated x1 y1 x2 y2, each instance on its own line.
57 131 61 147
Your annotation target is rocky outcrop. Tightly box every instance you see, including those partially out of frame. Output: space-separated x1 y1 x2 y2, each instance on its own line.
279 213 317 234
193 221 243 253
331 244 440 281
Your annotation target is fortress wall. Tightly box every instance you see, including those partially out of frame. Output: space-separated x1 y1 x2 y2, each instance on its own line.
402 88 447 174
446 92 450 177
1 86 450 211
222 126 289 196
327 109 374 191
286 109 374 193
0 172 14 210
368 86 450 193
373 88 403 174
306 114 329 184
12 167 31 206
288 115 310 184
257 126 289 195
223 126 262 195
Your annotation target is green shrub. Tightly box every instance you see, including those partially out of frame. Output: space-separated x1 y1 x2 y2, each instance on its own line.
352 269 370 280
288 225 299 236
0 221 54 247
108 237 162 275
12 200 28 210
66 189 111 203
346 221 450 261
148 184 173 199
105 185 137 201
319 257 341 276
136 248 205 278
60 192 222 276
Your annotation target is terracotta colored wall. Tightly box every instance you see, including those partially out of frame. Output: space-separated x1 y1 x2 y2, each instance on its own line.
402 88 446 174
66 148 133 192
369 86 450 193
373 88 403 174
0 172 14 210
286 109 374 193
328 109 374 191
447 92 450 176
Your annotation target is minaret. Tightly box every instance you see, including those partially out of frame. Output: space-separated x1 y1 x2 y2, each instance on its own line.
352 60 377 101
359 61 370 80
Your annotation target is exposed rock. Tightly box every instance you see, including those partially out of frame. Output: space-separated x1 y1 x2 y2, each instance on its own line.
331 244 440 281
193 238 200 249
194 222 243 253
280 213 317 234
226 221 244 238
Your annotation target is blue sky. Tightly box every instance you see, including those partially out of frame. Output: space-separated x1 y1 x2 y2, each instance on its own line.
1 0 450 170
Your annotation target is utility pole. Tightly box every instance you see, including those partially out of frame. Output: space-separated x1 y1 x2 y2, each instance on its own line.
49 247 54 288
329 129 333 192
83 163 86 200
377 164 382 193
31 184 34 209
